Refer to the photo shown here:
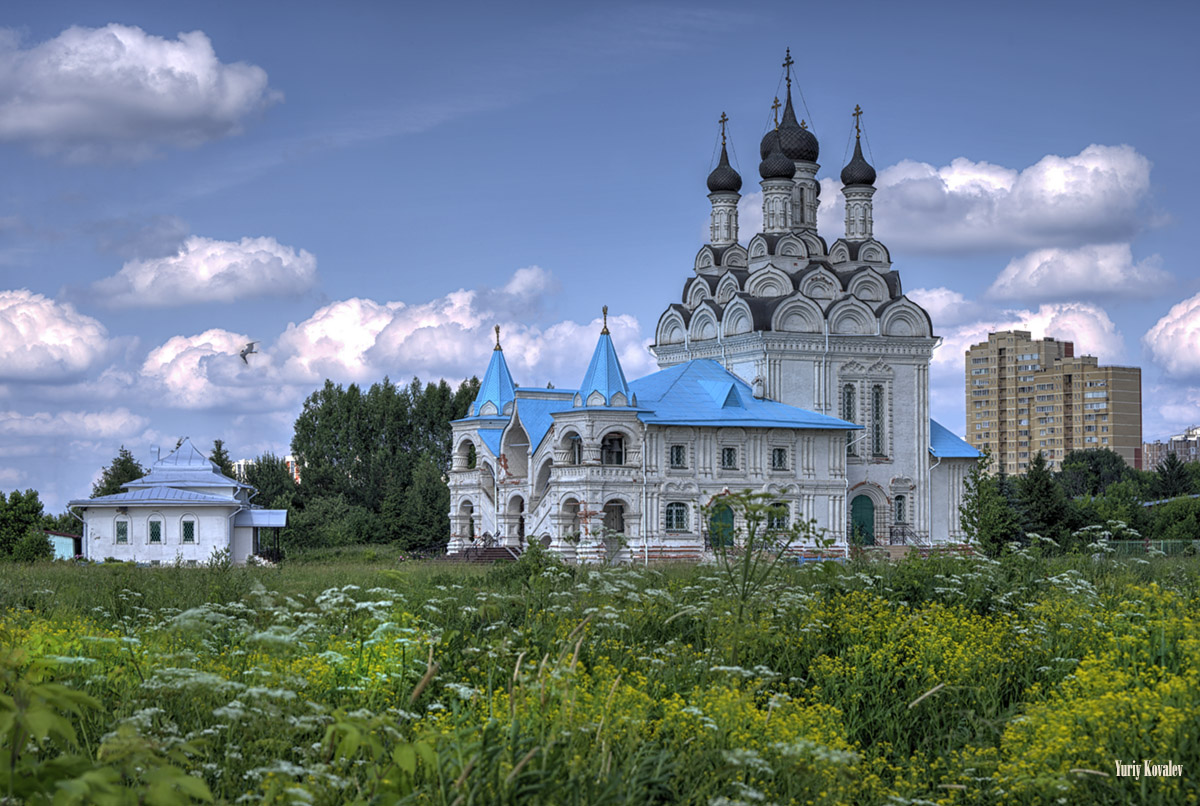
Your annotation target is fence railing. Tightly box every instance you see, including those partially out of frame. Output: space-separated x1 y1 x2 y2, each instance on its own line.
1107 539 1200 556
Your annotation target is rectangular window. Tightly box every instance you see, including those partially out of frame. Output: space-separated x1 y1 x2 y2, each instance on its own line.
149 520 162 544
767 503 788 530
116 521 128 544
668 444 687 469
182 520 195 544
971 368 989 375
665 503 688 531
720 447 738 470
771 447 788 470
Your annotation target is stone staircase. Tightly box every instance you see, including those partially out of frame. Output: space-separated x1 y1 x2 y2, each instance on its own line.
444 545 524 564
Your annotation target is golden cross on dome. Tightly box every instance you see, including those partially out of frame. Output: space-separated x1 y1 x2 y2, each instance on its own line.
771 96 781 127
801 119 808 130
782 48 794 89
719 111 728 146
853 104 863 139
601 305 609 335
494 324 501 350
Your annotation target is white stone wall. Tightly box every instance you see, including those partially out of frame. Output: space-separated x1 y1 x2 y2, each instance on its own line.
84 505 235 565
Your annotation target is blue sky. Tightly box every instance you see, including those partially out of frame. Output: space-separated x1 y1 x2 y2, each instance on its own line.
2 0 1198 510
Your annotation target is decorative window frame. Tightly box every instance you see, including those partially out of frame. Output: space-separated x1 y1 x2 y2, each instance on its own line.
664 502 689 532
719 446 739 471
770 446 790 471
668 443 688 470
114 516 130 545
147 513 164 545
180 514 198 545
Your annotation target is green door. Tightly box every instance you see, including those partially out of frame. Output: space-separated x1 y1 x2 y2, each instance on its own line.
850 495 875 546
709 503 734 549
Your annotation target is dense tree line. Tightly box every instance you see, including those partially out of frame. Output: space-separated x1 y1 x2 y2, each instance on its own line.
278 376 479 554
0 488 80 561
961 448 1200 556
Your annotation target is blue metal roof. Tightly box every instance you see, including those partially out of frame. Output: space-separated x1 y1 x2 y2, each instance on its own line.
513 394 575 452
631 360 859 430
472 346 516 416
234 509 288 527
70 486 238 508
929 420 982 458
577 332 632 406
478 428 504 457
123 437 249 490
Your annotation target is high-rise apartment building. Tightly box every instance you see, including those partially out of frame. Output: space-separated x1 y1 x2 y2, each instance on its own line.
1143 425 1200 468
965 331 1142 473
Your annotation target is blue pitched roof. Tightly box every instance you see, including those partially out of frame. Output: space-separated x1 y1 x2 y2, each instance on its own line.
577 332 632 406
630 360 859 430
70 486 238 508
472 347 516 416
513 393 576 452
478 428 504 456
122 437 249 490
930 420 982 458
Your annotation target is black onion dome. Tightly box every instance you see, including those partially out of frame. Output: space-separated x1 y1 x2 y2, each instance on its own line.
759 134 795 180
759 128 780 160
778 91 819 162
706 143 742 193
840 138 876 186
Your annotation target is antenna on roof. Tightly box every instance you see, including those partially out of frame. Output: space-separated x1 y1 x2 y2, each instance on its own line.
151 445 160 462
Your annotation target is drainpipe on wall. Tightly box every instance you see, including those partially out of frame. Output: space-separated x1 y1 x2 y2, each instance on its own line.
641 427 648 566
929 455 942 549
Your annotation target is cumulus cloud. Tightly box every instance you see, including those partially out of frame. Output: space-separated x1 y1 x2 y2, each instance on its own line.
1144 292 1200 378
0 290 112 381
815 145 1151 254
0 407 148 438
0 24 280 161
987 243 1169 301
91 235 317 307
138 267 657 412
907 287 985 328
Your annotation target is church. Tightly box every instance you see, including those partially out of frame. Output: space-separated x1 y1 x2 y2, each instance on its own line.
447 59 978 562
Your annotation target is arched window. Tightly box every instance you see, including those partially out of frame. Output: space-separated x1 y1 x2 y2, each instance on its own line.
181 516 197 545
665 502 688 531
466 444 477 470
115 517 129 545
872 385 885 456
842 384 857 455
601 434 625 466
895 495 906 524
567 435 582 465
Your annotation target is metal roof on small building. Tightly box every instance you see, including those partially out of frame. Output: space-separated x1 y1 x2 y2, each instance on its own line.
929 420 981 458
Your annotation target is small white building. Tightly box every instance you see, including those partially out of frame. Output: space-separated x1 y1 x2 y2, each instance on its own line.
69 439 287 565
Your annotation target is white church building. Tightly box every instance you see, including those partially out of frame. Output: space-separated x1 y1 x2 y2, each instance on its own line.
446 66 979 561
70 439 287 565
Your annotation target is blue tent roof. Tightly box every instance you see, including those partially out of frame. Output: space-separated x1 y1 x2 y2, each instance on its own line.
577 332 632 406
930 420 981 458
472 346 516 416
630 360 859 430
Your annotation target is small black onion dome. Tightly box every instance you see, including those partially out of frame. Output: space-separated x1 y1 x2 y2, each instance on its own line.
759 128 779 160
759 134 795 180
840 138 876 186
707 143 742 193
778 92 819 162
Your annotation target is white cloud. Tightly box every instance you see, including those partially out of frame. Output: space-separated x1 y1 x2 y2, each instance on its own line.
987 243 1168 301
0 290 112 381
737 192 763 244
0 467 19 484
933 301 1125 372
0 24 279 161
1144 292 1200 378
137 267 657 413
0 408 148 438
907 287 984 328
91 235 317 307
816 145 1151 254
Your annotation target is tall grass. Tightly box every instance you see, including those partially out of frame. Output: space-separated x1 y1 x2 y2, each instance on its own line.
2 548 1197 804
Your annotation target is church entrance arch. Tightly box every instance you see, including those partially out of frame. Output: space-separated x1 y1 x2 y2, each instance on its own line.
850 495 875 545
709 502 734 549
602 501 625 534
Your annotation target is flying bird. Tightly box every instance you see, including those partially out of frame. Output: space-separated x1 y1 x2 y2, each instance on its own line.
240 342 258 364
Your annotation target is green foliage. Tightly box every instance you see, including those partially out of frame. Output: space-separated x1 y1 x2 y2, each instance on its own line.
1149 496 1200 541
0 488 46 557
41 510 80 536
1018 451 1069 542
241 452 296 510
91 447 146 499
283 494 381 551
288 375 476 550
12 529 53 563
208 439 235 479
959 450 1021 557
1151 452 1194 500
1056 448 1130 498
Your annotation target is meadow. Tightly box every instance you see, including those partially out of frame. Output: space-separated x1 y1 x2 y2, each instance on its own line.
1 542 1197 805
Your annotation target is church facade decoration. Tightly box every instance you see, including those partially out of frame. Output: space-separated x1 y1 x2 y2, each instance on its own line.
448 57 978 561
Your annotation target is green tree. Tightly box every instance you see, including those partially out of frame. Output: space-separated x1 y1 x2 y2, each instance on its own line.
12 528 53 562
1151 452 1194 500
209 439 236 478
1057 448 1131 498
1019 451 1069 544
243 453 296 509
92 446 146 498
959 451 1021 557
398 452 451 551
0 489 46 557
40 510 80 535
